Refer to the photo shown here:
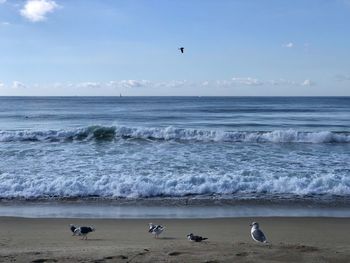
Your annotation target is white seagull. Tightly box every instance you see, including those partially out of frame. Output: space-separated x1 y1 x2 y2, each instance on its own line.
250 222 268 244
148 223 165 238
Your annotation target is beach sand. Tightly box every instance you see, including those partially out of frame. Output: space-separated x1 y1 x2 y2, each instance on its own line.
0 217 349 262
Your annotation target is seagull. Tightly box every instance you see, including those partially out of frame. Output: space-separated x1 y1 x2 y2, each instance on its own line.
73 226 95 240
148 223 165 238
250 222 268 244
187 233 208 242
178 47 184 53
69 224 78 235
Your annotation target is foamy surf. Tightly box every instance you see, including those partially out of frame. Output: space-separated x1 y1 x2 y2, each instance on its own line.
0 125 349 143
0 97 349 204
0 169 349 199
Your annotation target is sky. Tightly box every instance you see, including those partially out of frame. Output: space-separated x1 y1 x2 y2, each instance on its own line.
0 0 350 96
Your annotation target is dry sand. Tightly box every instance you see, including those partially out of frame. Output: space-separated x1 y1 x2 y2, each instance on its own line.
0 217 349 262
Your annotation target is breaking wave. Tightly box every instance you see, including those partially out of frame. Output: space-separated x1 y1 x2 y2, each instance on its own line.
0 125 349 143
0 171 349 199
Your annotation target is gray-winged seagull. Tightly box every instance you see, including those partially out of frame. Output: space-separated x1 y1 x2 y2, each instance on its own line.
250 222 268 243
148 223 165 238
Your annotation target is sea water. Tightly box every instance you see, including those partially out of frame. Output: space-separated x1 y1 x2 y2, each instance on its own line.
0 96 349 204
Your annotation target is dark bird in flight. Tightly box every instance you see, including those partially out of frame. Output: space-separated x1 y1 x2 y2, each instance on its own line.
179 47 184 53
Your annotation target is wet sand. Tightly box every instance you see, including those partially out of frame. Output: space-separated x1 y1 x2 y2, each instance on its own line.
0 217 349 262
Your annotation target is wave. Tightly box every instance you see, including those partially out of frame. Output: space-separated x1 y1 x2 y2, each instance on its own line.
0 171 349 199
0 125 350 143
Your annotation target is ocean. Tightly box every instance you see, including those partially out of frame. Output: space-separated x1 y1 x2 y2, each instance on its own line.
0 96 349 209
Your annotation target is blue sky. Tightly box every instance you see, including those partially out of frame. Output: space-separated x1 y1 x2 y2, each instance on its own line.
0 0 350 96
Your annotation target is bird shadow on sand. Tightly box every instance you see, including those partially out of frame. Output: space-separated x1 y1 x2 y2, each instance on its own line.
31 259 58 263
279 243 319 252
158 237 177 240
81 238 104 241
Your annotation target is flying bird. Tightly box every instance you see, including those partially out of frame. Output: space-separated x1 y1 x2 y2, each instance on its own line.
178 47 184 53
73 226 95 240
148 223 165 238
250 222 268 244
187 233 208 242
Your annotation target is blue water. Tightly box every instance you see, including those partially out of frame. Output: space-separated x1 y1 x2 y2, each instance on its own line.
0 96 349 202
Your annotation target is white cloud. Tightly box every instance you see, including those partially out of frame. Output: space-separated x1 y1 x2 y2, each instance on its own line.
3 78 316 93
1 22 10 26
301 79 313 86
77 82 101 89
231 77 263 86
0 0 7 4
283 42 294 48
12 81 26 89
119 80 150 88
0 82 4 88
268 78 297 86
20 0 59 22
160 80 188 88
71 80 152 89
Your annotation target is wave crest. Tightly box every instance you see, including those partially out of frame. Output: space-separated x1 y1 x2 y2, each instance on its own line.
0 125 349 143
0 171 349 199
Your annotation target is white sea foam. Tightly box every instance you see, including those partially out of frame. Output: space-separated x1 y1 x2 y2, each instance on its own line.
1 125 349 200
0 170 349 199
0 125 349 143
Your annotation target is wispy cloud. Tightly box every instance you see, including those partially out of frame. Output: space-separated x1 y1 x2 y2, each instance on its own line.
231 77 263 86
283 42 294 48
335 74 350 81
119 80 151 88
268 78 297 86
301 79 314 86
76 82 101 89
4 77 315 92
1 22 10 26
20 0 59 22
12 81 26 89
0 0 7 4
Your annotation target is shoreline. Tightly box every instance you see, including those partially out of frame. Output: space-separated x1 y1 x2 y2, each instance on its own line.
0 217 349 262
0 199 350 219
1 202 350 218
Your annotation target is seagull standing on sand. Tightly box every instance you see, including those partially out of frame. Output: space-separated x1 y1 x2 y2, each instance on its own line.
148 223 165 238
250 222 268 244
73 226 95 240
178 47 184 53
187 233 208 242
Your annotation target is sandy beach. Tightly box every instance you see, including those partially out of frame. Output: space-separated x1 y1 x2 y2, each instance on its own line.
0 217 349 262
